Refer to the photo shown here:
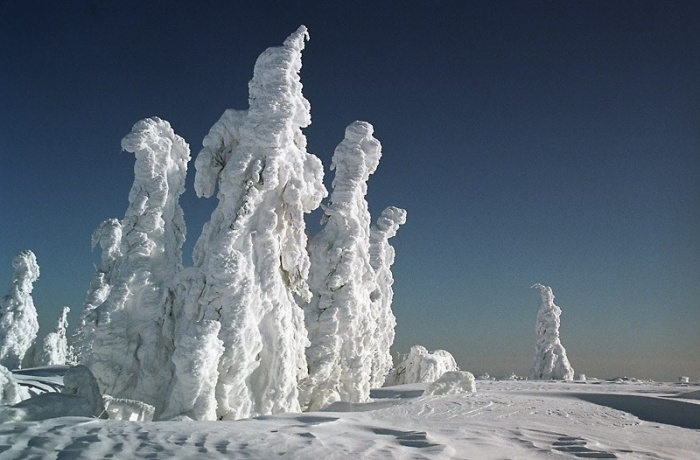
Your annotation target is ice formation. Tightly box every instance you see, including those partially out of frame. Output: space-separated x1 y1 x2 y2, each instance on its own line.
36 306 70 366
301 121 383 411
173 26 326 420
78 117 191 413
423 371 476 396
103 395 155 421
0 251 40 370
386 345 459 385
528 284 575 381
368 206 406 388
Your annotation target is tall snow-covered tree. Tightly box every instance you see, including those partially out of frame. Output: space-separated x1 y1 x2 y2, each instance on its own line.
301 121 382 411
173 26 326 420
529 283 575 381
368 206 406 388
0 251 40 370
36 306 70 366
78 117 190 413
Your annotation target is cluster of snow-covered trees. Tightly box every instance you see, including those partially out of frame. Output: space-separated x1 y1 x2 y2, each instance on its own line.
71 26 406 421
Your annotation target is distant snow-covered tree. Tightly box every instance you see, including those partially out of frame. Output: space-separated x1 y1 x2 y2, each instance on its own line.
301 121 382 411
171 26 326 420
0 251 40 370
78 117 190 414
528 284 574 381
36 306 70 366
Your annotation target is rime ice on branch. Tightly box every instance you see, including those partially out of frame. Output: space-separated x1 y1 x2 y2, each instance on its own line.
386 345 459 385
0 251 40 370
528 284 574 381
179 26 326 420
301 121 382 411
78 117 190 413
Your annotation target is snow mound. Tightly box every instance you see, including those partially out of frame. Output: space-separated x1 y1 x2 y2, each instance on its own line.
423 371 476 396
62 365 106 418
386 345 459 385
529 284 574 381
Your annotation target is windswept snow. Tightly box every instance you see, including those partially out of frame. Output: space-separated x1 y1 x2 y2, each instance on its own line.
0 251 40 370
529 283 575 381
387 346 459 385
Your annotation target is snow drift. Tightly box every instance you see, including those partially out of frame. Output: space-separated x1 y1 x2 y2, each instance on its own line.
423 370 476 396
529 283 574 381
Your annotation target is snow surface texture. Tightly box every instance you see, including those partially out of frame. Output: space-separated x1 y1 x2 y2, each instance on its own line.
423 371 476 396
301 121 383 411
2 379 698 458
78 117 191 416
36 306 70 366
0 251 40 370
529 283 575 381
368 206 406 388
386 345 459 385
173 25 326 421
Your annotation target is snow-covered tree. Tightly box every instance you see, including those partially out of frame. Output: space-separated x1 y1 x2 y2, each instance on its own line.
172 26 326 420
0 251 40 370
386 345 459 385
36 306 70 366
301 121 382 411
368 206 406 388
78 117 190 413
528 284 574 381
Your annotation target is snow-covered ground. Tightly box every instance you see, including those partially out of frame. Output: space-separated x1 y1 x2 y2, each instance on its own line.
1 369 698 459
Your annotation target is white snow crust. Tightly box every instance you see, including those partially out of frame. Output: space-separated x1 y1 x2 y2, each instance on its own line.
103 395 155 422
0 251 40 370
78 117 191 415
529 283 575 381
423 370 476 396
0 365 29 404
386 345 459 385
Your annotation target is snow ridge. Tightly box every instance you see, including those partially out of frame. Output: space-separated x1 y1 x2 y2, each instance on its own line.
0 251 40 370
529 284 574 381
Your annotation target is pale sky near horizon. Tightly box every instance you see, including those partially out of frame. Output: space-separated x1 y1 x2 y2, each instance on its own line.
1 1 698 381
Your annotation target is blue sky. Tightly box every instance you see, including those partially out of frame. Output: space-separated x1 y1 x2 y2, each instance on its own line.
1 1 698 381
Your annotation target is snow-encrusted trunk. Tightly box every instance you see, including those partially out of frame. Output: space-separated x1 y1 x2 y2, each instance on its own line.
174 26 325 420
528 284 574 381
368 206 406 388
78 118 190 415
301 121 381 411
36 306 70 366
0 251 40 370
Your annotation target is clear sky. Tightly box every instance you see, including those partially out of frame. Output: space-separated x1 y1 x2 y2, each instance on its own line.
1 1 698 381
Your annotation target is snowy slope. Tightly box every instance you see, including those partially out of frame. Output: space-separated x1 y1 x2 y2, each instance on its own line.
0 379 697 459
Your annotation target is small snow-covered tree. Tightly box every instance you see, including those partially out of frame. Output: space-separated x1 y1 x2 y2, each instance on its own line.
301 121 382 411
36 306 70 366
173 26 326 420
368 206 406 388
0 251 40 370
528 283 574 381
386 345 459 385
78 117 190 413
